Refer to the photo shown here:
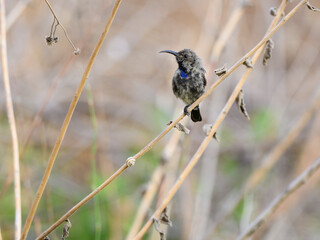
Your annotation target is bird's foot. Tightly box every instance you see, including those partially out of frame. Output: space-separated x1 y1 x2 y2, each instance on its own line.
184 105 190 117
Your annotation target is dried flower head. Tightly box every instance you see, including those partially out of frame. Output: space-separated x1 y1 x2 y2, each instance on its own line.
45 36 54 46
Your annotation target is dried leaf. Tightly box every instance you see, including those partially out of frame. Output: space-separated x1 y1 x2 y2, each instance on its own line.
153 218 166 240
174 123 190 134
214 65 227 76
160 207 172 227
306 1 320 12
202 124 219 142
236 89 250 120
61 219 72 240
263 39 274 66
243 58 253 68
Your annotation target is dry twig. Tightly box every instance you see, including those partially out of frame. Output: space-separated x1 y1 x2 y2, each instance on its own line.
43 0 80 54
207 84 320 237
237 158 320 240
133 0 307 238
0 0 21 239
38 1 307 239
21 0 123 239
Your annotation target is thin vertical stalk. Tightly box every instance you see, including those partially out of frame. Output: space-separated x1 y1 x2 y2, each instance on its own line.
0 0 21 239
20 0 123 239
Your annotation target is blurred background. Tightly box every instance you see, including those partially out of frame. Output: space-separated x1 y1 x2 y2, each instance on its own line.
1 0 320 239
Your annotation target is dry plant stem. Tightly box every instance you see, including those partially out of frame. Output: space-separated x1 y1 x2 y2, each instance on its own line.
211 2 246 60
21 55 74 157
37 1 305 238
134 1 307 238
133 47 247 240
208 3 320 236
244 87 320 193
125 167 164 240
210 83 320 236
43 0 77 51
237 158 320 240
36 164 128 240
134 0 305 161
0 0 21 239
126 130 182 239
7 0 33 30
127 2 245 232
20 0 123 239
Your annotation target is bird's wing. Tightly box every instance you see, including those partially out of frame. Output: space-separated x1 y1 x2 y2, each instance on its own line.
202 73 207 87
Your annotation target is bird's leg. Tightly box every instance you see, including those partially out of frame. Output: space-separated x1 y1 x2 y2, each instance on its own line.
184 105 191 116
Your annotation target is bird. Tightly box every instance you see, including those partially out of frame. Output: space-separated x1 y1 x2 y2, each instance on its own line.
160 49 207 122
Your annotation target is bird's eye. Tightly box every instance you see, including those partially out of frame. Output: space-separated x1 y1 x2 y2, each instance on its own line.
184 54 188 58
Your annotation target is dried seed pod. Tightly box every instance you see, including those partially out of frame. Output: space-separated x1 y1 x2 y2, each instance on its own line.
243 58 253 68
306 1 320 12
160 207 172 227
202 124 219 142
153 218 166 240
61 219 71 240
236 89 250 120
174 122 190 134
263 39 274 66
214 65 227 76
269 7 277 16
166 120 173 125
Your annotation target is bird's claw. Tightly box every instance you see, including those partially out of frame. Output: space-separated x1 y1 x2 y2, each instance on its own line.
184 105 190 116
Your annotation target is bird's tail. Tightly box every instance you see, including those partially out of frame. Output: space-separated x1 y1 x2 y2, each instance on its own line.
191 105 202 122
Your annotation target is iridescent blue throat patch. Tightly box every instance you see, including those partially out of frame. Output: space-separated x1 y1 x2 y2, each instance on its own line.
180 69 188 78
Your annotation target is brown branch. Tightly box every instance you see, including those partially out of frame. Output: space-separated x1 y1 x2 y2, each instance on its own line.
237 157 320 240
125 128 182 239
207 83 320 237
20 0 123 239
35 1 307 239
36 164 128 240
43 0 79 54
0 0 21 239
133 0 307 238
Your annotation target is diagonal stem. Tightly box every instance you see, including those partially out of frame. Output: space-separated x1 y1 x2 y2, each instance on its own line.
36 1 308 239
20 0 123 239
133 0 308 238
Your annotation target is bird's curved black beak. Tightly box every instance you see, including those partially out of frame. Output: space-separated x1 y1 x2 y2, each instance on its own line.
159 50 178 56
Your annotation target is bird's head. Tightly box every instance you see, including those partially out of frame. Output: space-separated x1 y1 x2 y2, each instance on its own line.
160 49 201 74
